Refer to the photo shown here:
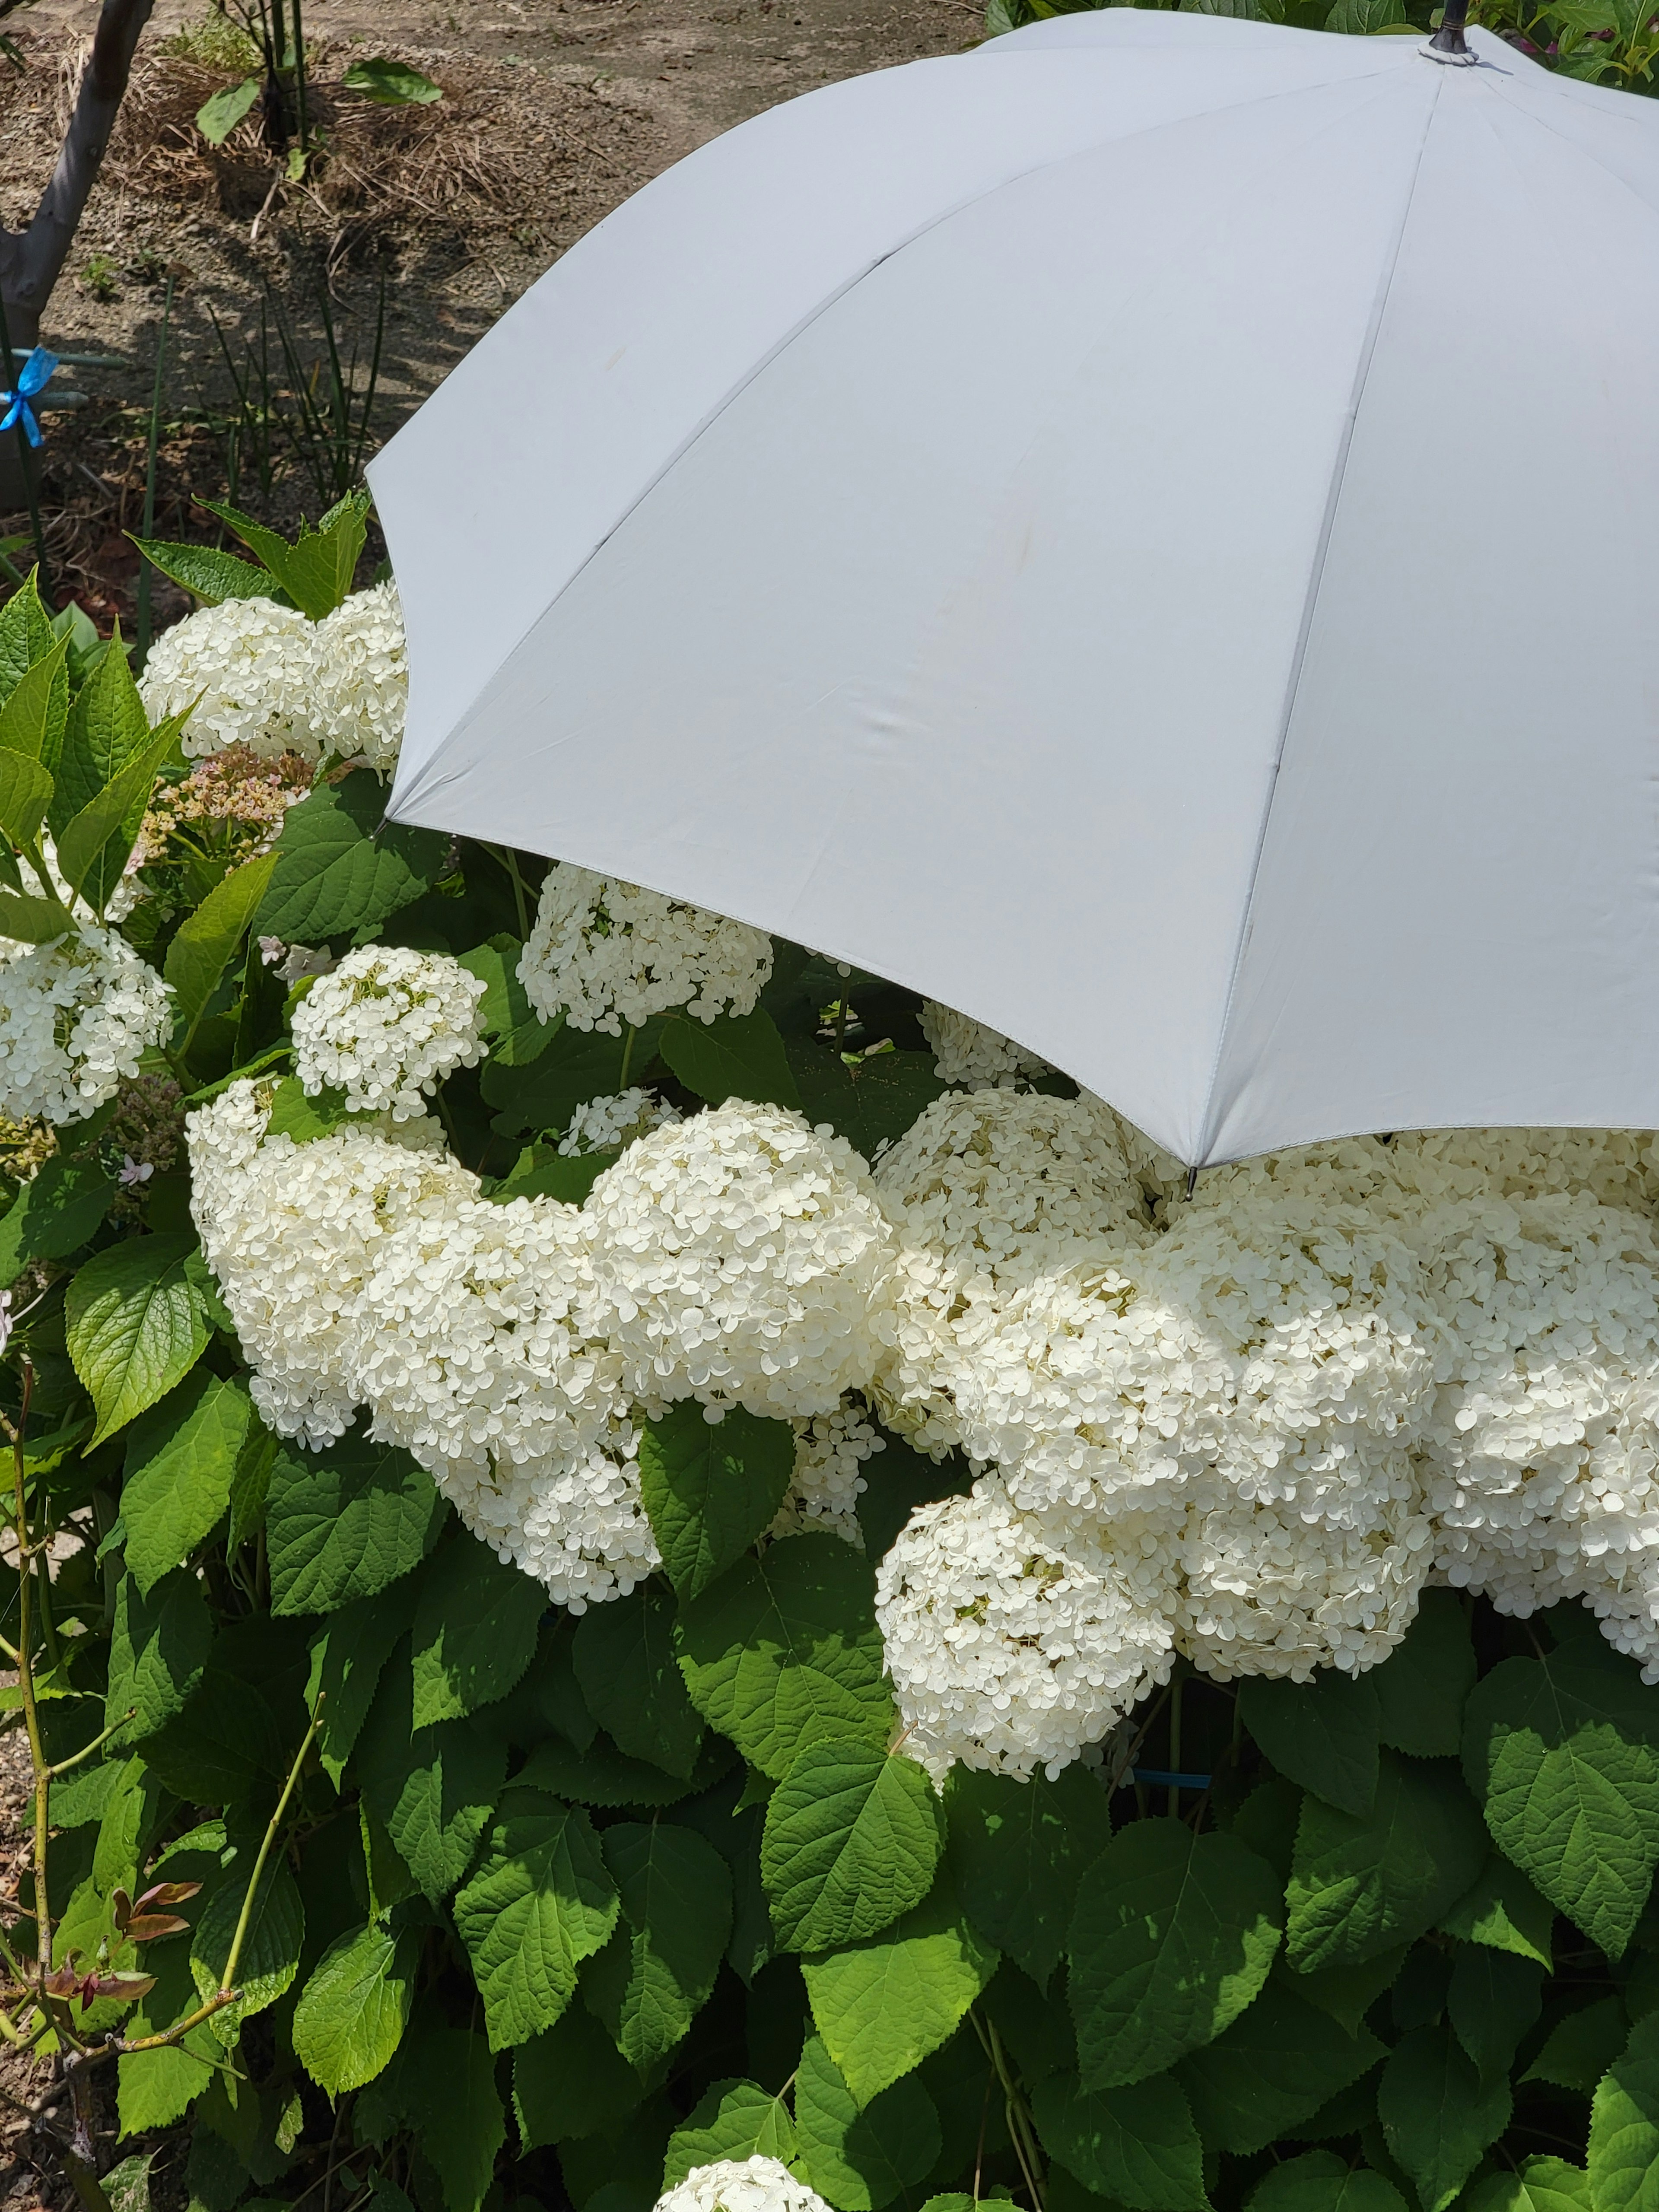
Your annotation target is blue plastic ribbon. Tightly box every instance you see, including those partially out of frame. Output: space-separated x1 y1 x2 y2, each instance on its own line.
1131 1768 1213 1790
0 348 57 449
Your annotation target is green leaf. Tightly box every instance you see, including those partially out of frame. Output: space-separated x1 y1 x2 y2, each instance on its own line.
67 1232 211 1448
639 1401 797 1600
256 769 448 944
763 1738 944 1953
514 2005 646 2148
802 1876 997 2106
676 1534 893 1781
1177 1977 1384 2154
263 490 369 620
1437 1854 1556 1967
127 538 286 607
795 2034 940 2210
665 2079 800 2190
1462 1646 1659 1958
1378 2024 1512 2212
53 622 158 823
453 1789 619 2051
458 937 556 1066
572 1583 706 1778
1239 1673 1379 1817
56 709 188 914
1526 1995 1629 2093
1373 1592 1478 1759
195 74 261 142
343 54 444 101
356 1650 507 1901
661 1008 802 1112
266 1430 448 1615
487 1141 614 1205
405 2025 506 2212
1286 1749 1487 1972
1447 1944 1544 2085
1589 2013 1659 2212
0 1154 115 1283
189 1849 306 2047
1247 2151 1409 2212
1288 1945 1409 2038
515 1730 732 1809
0 575 57 705
410 1535 546 1723
0 888 80 941
1068 1816 1284 2089
0 631 69 766
1464 2159 1591 2212
164 853 278 1042
946 1763 1111 1992
582 1821 732 2070
1030 2071 1208 2212
0 745 53 852
787 1041 947 1162
262 1073 359 1144
292 1921 419 2095
481 1020 664 1138
1324 0 1414 25
121 1371 253 1592
305 1584 418 1784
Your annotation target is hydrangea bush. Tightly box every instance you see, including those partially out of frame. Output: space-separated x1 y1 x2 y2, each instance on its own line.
0 517 1655 2212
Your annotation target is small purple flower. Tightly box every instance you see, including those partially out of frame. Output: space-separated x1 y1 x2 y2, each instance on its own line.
258 935 286 967
118 1154 154 1189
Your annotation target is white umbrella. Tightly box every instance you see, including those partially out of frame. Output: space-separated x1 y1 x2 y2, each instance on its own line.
370 10 1659 1167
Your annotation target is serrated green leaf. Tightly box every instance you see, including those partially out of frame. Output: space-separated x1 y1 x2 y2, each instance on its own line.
128 538 285 607
665 2079 800 2190
639 1401 796 1601
0 631 68 766
200 491 369 621
1527 1995 1628 2093
1239 1673 1379 1817
0 745 52 852
1448 1944 1544 2085
266 1430 448 1615
1462 1646 1659 1958
458 936 557 1065
514 2005 646 2148
1373 1591 1477 1759
1177 1977 1383 2155
189 1849 306 2046
453 1789 618 2051
404 2025 505 2212
0 887 79 941
572 1583 705 1778
762 1738 943 1953
52 622 154 829
1437 1854 1556 1967
1287 1749 1487 1972
1287 1945 1408 2038
802 1876 997 2106
0 1154 115 1284
582 1821 732 2070
1030 2070 1208 2212
1068 1816 1283 2089
121 1371 253 1592
487 1140 614 1205
0 575 57 705
515 1730 732 1809
1246 2151 1408 2212
945 1762 1111 1992
1465 2158 1591 2212
255 770 447 943
292 1920 419 2095
410 1535 545 1723
661 1008 801 1112
787 1040 948 1161
262 1074 359 1144
1589 2013 1659 2212
1379 2024 1511 2212
795 2034 940 2210
67 1232 211 1447
165 852 277 1044
676 1534 893 1781
305 1583 418 1784
356 1650 506 1901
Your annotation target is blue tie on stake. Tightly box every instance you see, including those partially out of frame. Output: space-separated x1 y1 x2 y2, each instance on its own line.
1131 1768 1212 1791
0 349 58 448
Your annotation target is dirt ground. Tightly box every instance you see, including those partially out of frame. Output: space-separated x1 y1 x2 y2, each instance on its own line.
0 0 979 619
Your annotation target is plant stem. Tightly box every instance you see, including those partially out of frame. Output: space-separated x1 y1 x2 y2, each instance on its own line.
1167 1672 1183 1819
618 1024 639 1090
48 1712 130 1779
483 842 530 938
10 1361 50 1987
134 273 173 670
219 1696 323 1994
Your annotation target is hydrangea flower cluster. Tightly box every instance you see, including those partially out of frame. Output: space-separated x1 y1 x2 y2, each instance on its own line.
518 863 774 1034
771 1396 886 1545
654 2161 832 2212
139 584 408 771
0 926 172 1124
292 947 487 1121
918 999 1052 1088
557 1088 682 1157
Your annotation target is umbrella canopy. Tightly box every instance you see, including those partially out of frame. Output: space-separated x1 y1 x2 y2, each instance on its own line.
372 10 1659 1167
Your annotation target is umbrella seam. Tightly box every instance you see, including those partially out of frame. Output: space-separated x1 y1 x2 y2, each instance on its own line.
1191 60 1444 1170
388 53 1413 826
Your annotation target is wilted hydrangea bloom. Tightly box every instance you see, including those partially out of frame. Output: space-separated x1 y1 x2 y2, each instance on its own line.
918 998 1052 1089
557 1087 681 1158
310 582 407 773
0 926 172 1125
876 1480 1176 1780
770 1396 885 1545
518 862 774 1035
654 2161 833 2212
140 596 318 761
292 947 487 1121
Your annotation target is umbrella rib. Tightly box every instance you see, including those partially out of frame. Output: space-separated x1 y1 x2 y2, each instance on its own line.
1190 63 1445 1172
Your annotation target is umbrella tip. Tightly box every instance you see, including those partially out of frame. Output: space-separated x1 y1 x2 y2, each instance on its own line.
1185 1165 1198 1200
1424 0 1478 62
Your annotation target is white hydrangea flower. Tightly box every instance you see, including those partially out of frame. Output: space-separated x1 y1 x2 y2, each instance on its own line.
140 596 319 763
310 582 407 774
0 925 171 1125
770 1396 885 1545
655 2160 833 2212
877 1480 1176 1782
918 999 1052 1090
518 863 773 1036
557 1087 681 1158
586 1102 899 1420
292 947 487 1121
